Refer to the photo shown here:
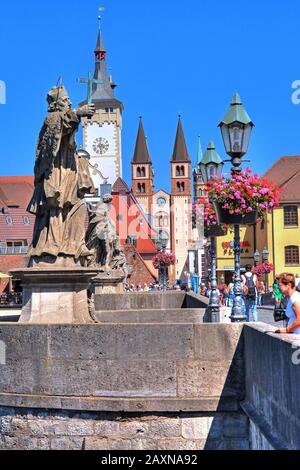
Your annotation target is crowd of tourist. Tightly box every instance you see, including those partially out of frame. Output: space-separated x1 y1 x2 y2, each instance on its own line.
0 290 22 306
199 264 271 322
125 281 182 292
199 267 300 326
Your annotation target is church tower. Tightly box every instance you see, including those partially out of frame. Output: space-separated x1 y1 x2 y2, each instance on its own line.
131 116 154 217
193 136 205 202
80 19 124 193
170 116 192 280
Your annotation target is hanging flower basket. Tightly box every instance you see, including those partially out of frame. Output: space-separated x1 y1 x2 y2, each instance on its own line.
206 168 282 225
152 252 176 269
213 201 258 225
253 262 274 275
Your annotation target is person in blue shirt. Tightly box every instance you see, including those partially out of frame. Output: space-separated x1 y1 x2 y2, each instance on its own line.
275 273 300 335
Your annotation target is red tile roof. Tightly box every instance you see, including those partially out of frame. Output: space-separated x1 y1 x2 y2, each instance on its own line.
112 177 131 193
263 156 300 203
0 176 34 208
0 255 28 275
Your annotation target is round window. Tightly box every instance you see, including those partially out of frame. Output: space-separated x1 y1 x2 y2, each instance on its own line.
6 216 13 225
157 197 166 207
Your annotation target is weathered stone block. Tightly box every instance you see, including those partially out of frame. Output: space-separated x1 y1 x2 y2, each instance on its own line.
9 417 29 434
157 438 205 450
0 416 13 434
0 326 48 359
112 324 194 360
50 437 84 450
27 420 49 437
3 436 19 449
66 421 95 436
131 439 159 450
181 417 209 439
94 421 119 437
47 325 117 360
194 324 243 361
19 437 39 450
148 418 181 438
177 360 242 398
117 421 149 439
38 438 51 450
84 437 109 450
110 439 132 450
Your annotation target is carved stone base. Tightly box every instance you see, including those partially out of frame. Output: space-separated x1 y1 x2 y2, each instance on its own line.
9 267 99 324
91 270 126 295
205 305 220 323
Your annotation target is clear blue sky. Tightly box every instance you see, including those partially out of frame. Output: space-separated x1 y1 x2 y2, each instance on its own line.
1 0 300 192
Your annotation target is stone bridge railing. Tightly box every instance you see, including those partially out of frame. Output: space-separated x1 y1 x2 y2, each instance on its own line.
0 313 299 449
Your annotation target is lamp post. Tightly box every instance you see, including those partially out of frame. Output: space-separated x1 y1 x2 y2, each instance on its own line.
262 246 269 291
200 142 224 322
254 249 260 267
218 93 254 323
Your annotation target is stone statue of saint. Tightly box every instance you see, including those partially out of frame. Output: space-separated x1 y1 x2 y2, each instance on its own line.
86 194 117 271
27 85 96 265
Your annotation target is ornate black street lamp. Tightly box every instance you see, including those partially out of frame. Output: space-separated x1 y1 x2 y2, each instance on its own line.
254 249 260 267
219 93 254 173
218 93 254 323
200 142 224 322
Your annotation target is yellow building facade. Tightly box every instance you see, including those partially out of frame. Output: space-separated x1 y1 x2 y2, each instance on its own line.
215 225 256 284
260 156 300 285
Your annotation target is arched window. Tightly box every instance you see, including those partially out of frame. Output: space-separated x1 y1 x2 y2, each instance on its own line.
141 167 146 177
285 246 299 265
198 189 203 196
181 166 185 176
141 183 146 193
181 182 185 192
137 167 141 178
177 182 181 192
284 206 298 227
176 166 181 177
137 183 141 193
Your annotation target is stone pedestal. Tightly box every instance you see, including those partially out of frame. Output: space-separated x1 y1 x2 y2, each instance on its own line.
91 269 125 295
10 267 98 324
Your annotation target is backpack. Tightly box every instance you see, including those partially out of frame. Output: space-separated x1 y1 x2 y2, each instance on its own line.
244 274 256 299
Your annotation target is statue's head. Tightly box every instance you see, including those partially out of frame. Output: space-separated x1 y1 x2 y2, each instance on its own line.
47 85 72 112
103 194 113 204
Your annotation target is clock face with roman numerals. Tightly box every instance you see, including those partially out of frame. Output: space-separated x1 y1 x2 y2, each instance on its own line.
93 137 109 155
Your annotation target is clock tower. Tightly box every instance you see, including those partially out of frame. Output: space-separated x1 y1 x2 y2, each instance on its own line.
80 21 124 193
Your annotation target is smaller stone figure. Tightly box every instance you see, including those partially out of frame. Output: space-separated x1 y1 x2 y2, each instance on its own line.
86 194 117 271
109 243 130 286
